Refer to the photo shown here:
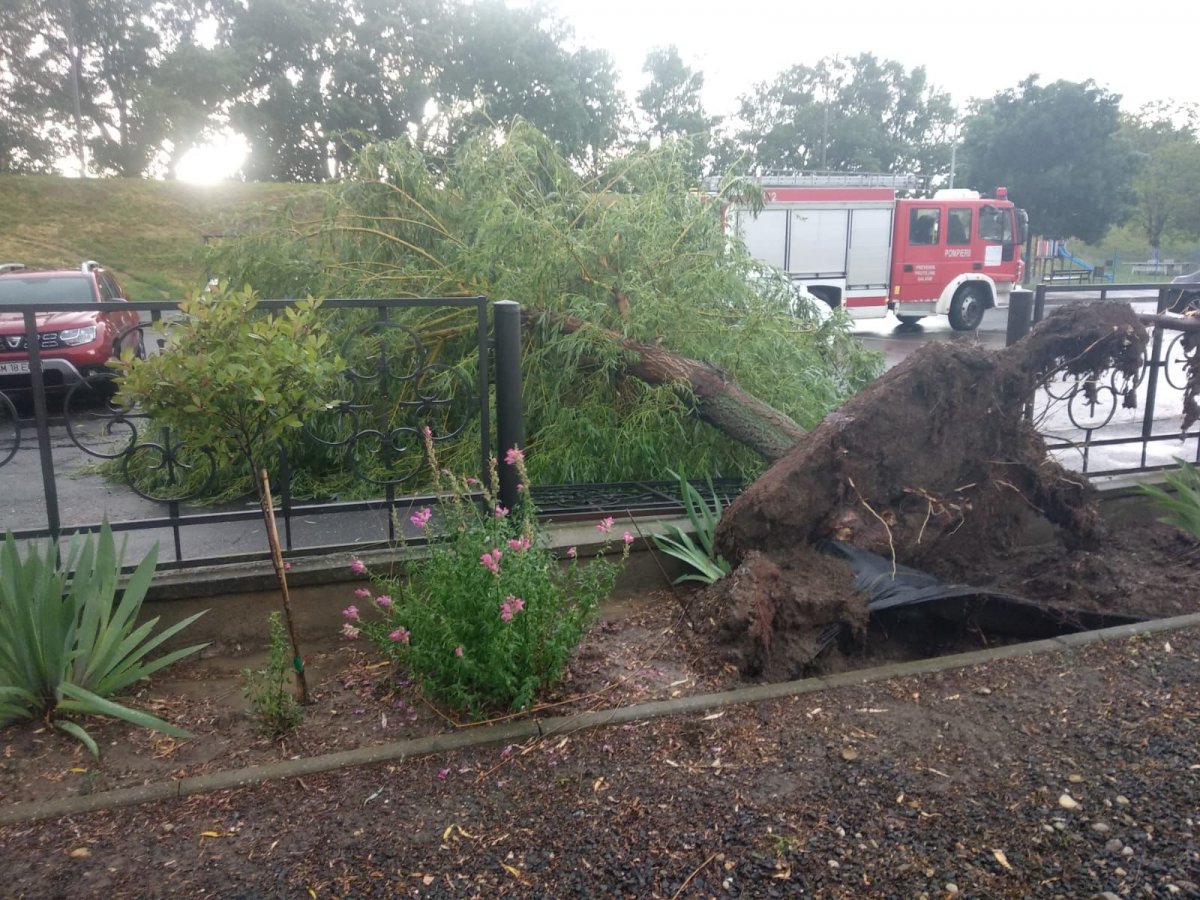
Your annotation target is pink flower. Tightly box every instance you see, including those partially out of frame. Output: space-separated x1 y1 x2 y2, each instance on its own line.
354 587 371 599
500 595 525 622
423 425 433 439
375 594 392 608
596 516 614 535
517 483 526 492
465 476 479 486
341 623 360 640
390 627 410 644
283 561 292 571
566 546 577 559
342 605 360 621
350 558 366 574
480 550 501 575
500 744 514 759
454 646 464 657
437 767 449 781
623 531 634 545
504 446 525 466
507 535 531 552
410 507 433 529
494 505 509 519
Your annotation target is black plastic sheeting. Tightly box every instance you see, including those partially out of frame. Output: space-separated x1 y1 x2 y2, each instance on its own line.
812 541 1145 656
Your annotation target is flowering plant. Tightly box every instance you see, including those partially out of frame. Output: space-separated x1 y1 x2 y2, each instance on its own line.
347 437 627 714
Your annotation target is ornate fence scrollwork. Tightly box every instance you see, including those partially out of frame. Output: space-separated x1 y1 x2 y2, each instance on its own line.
307 317 479 487
0 389 19 468
63 376 216 502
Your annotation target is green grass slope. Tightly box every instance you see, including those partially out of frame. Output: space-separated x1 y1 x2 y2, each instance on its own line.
0 176 323 299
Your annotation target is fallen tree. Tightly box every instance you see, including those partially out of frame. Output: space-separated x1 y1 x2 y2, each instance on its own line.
544 312 807 462
207 124 880 490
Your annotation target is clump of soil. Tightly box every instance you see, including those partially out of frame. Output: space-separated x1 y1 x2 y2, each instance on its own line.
696 547 867 680
706 302 1161 677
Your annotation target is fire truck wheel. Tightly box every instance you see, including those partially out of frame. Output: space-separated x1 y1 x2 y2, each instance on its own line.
949 284 988 331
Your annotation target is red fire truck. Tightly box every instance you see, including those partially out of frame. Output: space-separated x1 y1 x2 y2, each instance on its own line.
726 174 1029 331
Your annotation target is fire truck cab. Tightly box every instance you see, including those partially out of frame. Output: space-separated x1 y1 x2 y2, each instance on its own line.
726 174 1028 331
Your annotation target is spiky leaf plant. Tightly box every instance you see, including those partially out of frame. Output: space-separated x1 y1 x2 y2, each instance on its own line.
0 524 208 757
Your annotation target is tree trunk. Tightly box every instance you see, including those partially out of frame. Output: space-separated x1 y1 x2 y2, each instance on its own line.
541 312 807 461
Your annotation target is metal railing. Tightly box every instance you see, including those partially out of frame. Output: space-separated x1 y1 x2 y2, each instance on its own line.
1 295 734 569
1011 283 1200 478
1 295 498 566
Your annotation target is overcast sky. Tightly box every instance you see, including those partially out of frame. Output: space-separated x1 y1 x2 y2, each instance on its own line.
530 0 1193 119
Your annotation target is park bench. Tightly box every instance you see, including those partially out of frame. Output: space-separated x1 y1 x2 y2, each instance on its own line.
1042 268 1091 285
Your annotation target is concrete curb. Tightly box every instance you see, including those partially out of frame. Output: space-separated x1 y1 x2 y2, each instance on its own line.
5 610 1199 828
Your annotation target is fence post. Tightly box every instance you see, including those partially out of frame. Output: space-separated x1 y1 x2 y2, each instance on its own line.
1005 289 1034 346
493 301 524 512
1033 284 1048 325
24 309 61 540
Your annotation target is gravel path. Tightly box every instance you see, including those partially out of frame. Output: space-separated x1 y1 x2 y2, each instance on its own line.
3 627 1198 898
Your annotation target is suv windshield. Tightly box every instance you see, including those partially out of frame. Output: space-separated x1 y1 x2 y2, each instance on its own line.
0 275 95 306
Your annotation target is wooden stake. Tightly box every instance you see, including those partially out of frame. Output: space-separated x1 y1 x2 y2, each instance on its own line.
259 468 309 704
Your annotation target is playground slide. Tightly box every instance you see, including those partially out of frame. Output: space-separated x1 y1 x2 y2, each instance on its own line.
1057 243 1115 281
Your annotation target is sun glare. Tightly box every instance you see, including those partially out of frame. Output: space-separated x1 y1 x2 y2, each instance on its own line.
175 133 249 184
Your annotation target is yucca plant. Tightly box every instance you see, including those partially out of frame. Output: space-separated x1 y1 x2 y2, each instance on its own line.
1139 459 1200 541
650 470 733 585
0 523 208 757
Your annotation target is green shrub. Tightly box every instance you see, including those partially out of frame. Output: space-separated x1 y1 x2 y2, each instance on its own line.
113 283 345 494
1139 459 1200 541
241 612 304 738
348 436 626 715
0 524 208 757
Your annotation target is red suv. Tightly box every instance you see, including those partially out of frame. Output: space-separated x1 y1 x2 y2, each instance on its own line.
0 261 143 391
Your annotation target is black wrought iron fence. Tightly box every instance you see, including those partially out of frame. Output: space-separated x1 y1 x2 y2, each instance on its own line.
0 295 498 565
1 295 730 568
1020 283 1200 478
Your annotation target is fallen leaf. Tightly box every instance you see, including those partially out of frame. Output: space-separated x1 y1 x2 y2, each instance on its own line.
841 748 859 761
992 848 1013 871
69 848 91 859
501 863 531 885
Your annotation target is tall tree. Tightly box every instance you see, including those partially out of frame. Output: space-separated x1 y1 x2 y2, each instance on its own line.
635 46 720 176
0 0 216 177
735 54 955 177
1123 104 1200 256
216 0 627 181
958 76 1136 242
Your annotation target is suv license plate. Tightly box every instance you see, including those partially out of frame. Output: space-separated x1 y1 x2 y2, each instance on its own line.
0 361 31 375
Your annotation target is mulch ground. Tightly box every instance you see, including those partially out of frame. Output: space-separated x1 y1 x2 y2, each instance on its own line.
3 624 1198 898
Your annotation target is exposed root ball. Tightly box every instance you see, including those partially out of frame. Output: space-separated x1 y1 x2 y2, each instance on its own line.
708 302 1150 675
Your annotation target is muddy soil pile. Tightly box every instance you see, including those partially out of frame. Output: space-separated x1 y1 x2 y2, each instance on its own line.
702 302 1200 677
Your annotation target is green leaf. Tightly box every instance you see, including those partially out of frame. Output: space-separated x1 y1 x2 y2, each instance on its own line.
58 683 193 739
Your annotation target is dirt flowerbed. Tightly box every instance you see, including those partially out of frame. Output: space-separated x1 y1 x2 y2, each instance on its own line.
0 527 1197 895
4 515 1196 810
